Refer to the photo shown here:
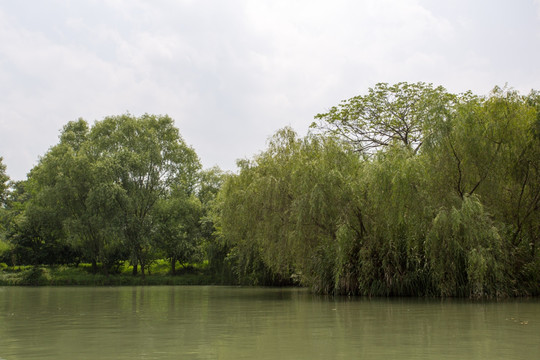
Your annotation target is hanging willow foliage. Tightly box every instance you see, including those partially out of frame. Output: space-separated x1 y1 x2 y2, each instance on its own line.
214 84 540 297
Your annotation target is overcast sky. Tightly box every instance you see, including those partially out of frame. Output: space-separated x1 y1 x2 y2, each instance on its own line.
1 0 539 181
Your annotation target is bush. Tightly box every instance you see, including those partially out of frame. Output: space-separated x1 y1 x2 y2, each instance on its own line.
22 266 49 286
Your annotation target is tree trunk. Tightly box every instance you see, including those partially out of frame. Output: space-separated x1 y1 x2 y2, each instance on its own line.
132 259 138 276
91 258 98 274
171 257 177 275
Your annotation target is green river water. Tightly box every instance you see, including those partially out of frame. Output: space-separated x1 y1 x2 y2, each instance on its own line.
0 286 538 359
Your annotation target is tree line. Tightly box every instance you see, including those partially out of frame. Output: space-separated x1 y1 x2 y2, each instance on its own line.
1 83 539 297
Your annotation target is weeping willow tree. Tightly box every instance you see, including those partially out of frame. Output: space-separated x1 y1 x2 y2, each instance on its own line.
426 196 506 297
286 132 364 294
423 87 540 296
355 147 434 296
214 83 540 297
214 128 364 289
213 152 290 285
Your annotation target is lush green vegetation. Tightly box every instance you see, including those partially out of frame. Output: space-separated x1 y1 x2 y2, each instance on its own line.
0 261 212 286
0 114 224 282
1 84 539 297
214 84 540 297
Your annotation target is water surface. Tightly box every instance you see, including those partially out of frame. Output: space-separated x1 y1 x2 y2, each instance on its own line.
0 286 538 359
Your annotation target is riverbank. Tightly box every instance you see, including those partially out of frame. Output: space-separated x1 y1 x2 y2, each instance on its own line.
0 263 215 286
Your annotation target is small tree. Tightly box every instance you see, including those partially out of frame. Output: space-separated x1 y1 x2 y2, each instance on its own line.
152 189 202 275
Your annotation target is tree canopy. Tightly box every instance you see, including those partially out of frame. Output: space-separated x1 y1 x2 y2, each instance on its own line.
2 114 208 275
216 84 540 297
312 82 456 154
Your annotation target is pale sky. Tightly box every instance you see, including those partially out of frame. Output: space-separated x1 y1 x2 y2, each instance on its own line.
1 0 539 181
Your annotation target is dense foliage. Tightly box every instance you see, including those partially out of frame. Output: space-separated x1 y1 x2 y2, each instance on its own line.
215 84 540 297
1 84 539 298
0 114 223 277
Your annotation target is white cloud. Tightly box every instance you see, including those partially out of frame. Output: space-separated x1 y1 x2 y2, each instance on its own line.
0 0 538 180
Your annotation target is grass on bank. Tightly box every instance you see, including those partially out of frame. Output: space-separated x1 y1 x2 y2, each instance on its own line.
0 260 214 286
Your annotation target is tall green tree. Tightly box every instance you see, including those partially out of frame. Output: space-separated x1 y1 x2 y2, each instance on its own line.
89 114 201 277
26 119 123 272
214 158 278 285
215 128 364 289
197 167 228 279
10 114 202 273
423 87 540 294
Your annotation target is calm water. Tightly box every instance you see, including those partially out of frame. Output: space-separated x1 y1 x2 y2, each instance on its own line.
0 286 539 359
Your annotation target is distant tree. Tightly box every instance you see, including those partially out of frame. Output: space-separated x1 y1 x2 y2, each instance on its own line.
0 157 9 207
197 167 226 209
0 157 10 261
197 167 227 273
6 178 76 266
152 189 202 275
0 181 28 265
